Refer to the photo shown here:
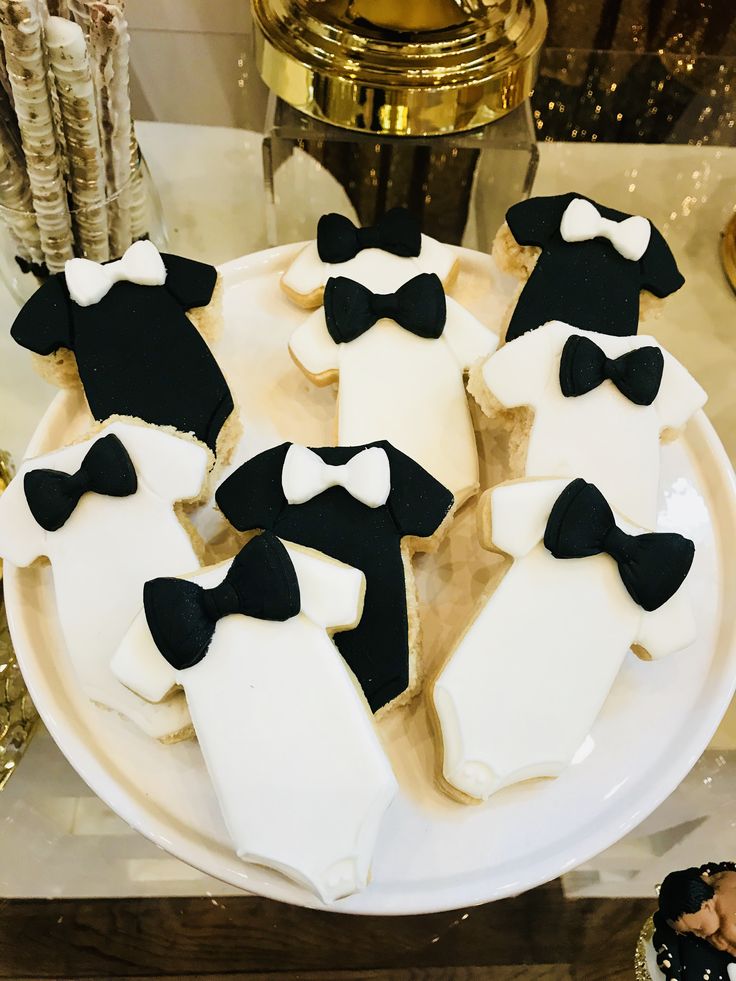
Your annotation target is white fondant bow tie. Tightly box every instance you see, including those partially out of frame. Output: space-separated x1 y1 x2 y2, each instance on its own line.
65 240 167 306
560 198 651 261
282 444 391 509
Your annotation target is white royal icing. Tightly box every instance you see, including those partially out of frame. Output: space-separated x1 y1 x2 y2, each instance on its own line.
65 240 167 307
433 478 696 801
0 421 208 740
290 296 498 505
479 320 707 527
282 444 391 509
282 233 456 298
113 541 397 903
560 197 651 262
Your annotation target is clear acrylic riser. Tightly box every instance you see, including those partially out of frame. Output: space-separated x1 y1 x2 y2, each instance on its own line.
262 92 538 252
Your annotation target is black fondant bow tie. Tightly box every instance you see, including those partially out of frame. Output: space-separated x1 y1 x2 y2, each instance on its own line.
144 532 301 670
324 273 446 344
559 334 664 405
24 433 138 532
544 478 694 611
317 208 421 264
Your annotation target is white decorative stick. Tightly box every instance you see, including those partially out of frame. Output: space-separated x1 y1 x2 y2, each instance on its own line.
129 124 147 240
0 0 73 271
0 71 20 149
67 0 92 33
88 1 131 257
37 0 70 189
107 2 132 247
0 123 44 268
46 15 109 260
0 40 15 108
0 41 42 268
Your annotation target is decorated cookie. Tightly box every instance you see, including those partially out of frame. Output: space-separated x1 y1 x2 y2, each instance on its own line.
215 441 454 714
10 241 239 458
0 419 212 741
113 532 397 903
468 320 706 528
289 273 497 506
432 477 695 802
494 192 685 341
281 208 459 308
281 208 458 310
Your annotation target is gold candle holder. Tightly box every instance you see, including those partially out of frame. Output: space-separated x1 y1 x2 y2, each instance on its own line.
252 0 547 136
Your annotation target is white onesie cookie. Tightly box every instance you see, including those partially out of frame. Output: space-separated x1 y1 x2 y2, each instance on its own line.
281 208 459 309
290 274 497 507
469 320 706 528
432 477 696 802
0 420 210 741
113 533 398 903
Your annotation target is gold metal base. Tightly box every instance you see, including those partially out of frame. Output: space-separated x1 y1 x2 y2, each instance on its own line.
252 0 548 136
722 211 736 293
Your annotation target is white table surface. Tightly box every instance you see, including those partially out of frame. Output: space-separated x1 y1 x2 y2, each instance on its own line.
0 122 734 899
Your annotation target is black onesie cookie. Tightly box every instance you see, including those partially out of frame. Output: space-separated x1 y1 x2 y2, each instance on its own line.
215 440 454 713
11 241 237 457
496 191 684 341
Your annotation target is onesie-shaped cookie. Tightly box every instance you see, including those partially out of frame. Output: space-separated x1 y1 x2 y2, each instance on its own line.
0 420 211 741
113 532 397 903
432 477 696 802
10 241 237 457
281 207 459 309
495 192 685 341
469 320 706 528
289 274 497 506
215 441 454 714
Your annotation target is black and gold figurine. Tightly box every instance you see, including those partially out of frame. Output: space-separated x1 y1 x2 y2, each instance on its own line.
637 863 736 980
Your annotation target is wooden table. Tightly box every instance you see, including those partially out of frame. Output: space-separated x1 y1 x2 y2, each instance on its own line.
0 882 654 979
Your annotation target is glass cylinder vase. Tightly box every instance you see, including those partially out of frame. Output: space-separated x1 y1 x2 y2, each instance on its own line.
0 150 166 304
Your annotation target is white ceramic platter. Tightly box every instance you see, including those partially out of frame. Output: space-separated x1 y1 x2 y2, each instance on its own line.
5 244 736 914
